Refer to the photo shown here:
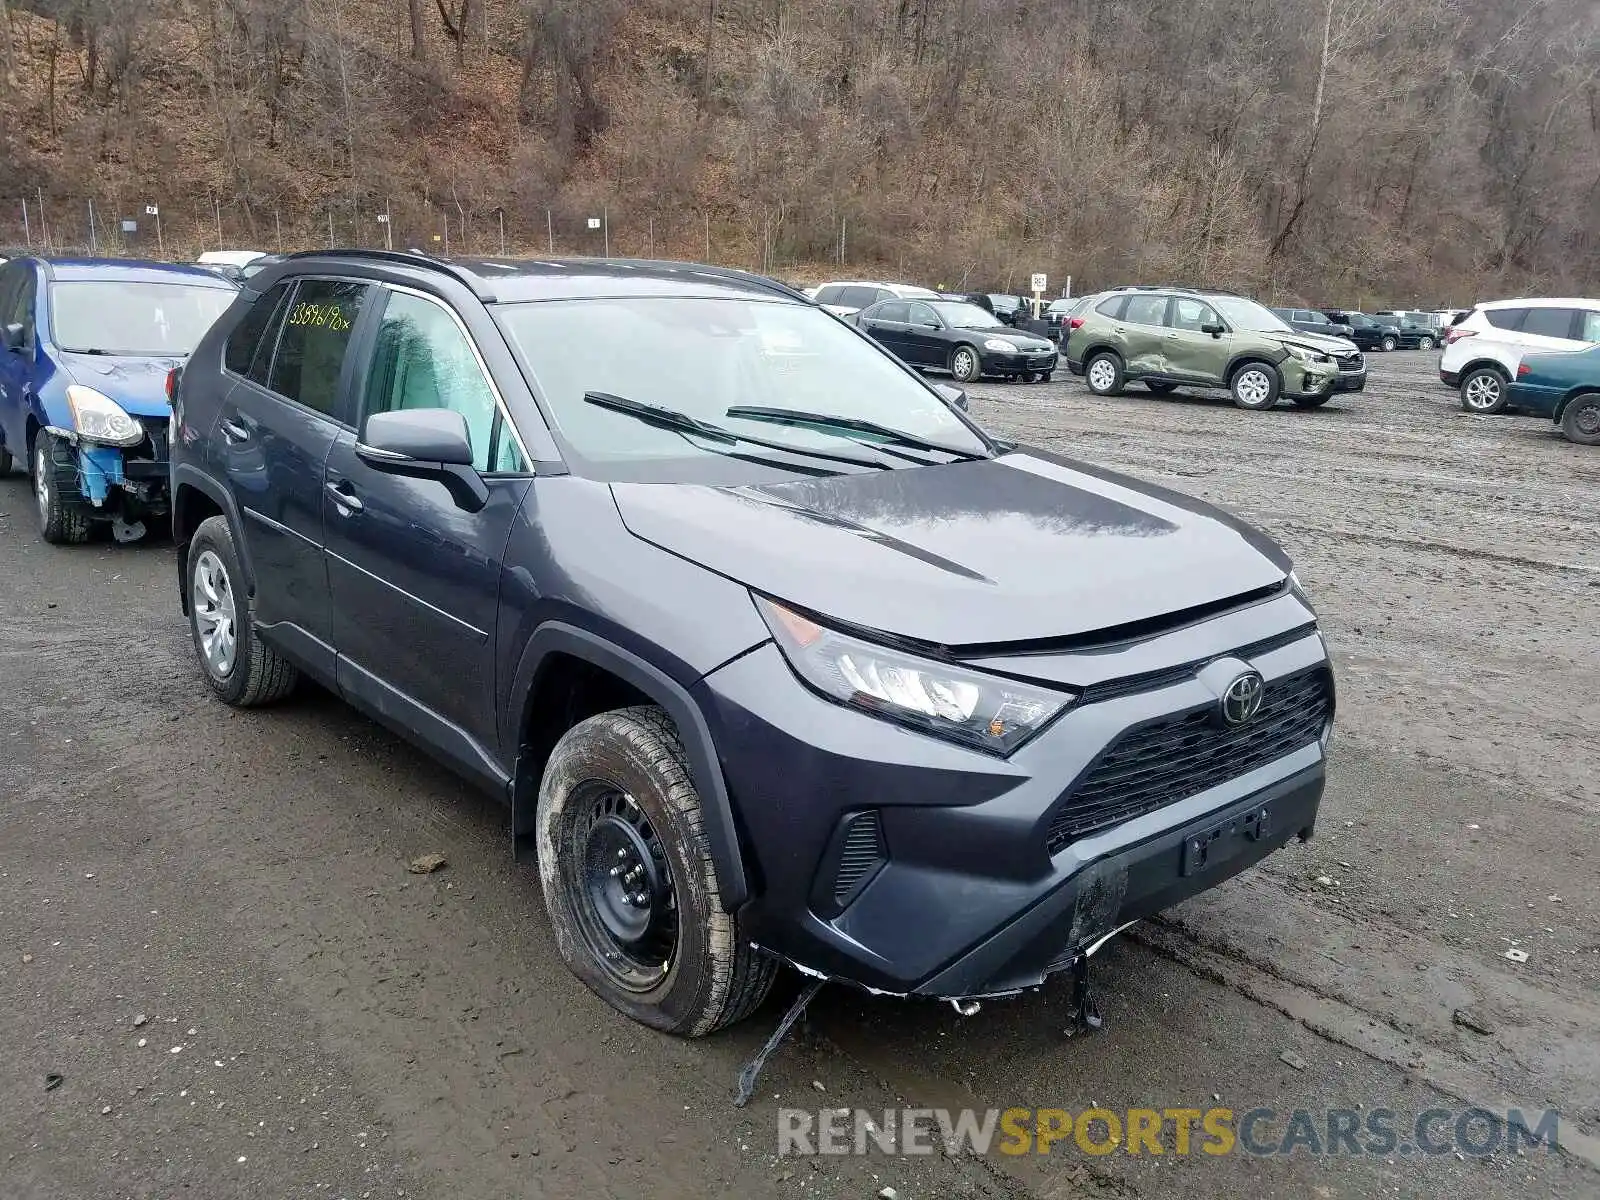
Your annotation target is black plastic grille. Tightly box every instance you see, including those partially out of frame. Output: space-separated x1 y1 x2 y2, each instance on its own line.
833 811 885 904
1046 666 1332 854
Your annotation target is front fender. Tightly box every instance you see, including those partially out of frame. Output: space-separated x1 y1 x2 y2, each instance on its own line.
506 622 751 909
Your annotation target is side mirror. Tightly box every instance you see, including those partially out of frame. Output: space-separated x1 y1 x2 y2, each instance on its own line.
934 382 969 412
1201 322 1225 338
356 408 488 512
2 323 24 352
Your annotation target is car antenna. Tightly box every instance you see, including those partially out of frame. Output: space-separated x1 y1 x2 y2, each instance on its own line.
732 976 825 1107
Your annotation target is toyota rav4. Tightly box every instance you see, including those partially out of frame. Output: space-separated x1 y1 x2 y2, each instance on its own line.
169 252 1335 1037
1068 287 1366 409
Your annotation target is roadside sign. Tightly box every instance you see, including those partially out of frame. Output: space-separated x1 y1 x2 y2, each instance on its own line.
121 219 137 233
587 217 602 230
376 214 390 223
1031 272 1048 294
144 204 159 217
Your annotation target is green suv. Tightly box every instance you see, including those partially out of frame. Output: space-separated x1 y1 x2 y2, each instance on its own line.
1065 287 1367 409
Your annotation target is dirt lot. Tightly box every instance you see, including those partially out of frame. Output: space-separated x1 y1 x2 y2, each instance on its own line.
1 351 1596 1199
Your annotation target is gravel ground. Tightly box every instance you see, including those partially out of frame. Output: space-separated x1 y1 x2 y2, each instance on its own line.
0 350 1595 1199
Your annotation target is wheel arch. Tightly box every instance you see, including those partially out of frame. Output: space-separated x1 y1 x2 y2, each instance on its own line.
1226 353 1283 382
508 622 750 909
1457 358 1509 382
1554 388 1599 422
171 467 251 615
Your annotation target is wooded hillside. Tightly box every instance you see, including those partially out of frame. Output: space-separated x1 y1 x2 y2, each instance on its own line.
0 0 1596 305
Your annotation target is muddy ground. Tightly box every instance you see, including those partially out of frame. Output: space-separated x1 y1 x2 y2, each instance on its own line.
1 351 1595 1199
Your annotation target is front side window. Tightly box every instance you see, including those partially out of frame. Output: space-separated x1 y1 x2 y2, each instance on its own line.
267 279 368 418
494 297 987 479
363 291 521 473
50 280 234 356
4 267 36 346
874 301 909 323
1172 298 1220 331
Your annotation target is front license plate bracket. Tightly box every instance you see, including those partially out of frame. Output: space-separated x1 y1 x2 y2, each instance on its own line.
1181 805 1271 876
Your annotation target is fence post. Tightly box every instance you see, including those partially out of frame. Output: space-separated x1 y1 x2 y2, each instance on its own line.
704 212 710 262
87 198 97 253
603 205 609 258
215 197 223 248
21 200 30 249
498 208 506 256
547 208 554 253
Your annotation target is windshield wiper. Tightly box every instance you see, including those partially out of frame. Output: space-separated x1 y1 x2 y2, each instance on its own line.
723 406 988 461
582 391 890 471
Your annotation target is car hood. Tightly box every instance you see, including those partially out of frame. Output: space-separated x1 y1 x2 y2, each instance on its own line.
59 352 181 417
1277 331 1359 355
611 449 1291 647
961 327 1055 352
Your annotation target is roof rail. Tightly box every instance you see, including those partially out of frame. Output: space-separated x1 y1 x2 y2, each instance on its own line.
278 248 493 300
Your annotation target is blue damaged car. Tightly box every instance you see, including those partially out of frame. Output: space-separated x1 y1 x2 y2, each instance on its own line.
0 257 237 543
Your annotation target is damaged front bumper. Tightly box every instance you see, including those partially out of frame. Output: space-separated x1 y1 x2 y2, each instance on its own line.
43 421 171 531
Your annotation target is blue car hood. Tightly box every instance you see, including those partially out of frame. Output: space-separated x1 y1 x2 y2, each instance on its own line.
59 351 181 418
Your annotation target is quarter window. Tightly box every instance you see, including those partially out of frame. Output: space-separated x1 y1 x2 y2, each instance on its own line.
1485 308 1526 331
363 291 521 474
225 282 292 381
1579 309 1600 343
268 280 368 418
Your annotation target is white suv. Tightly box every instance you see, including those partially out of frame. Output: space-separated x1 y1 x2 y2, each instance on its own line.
1440 297 1600 414
811 280 939 318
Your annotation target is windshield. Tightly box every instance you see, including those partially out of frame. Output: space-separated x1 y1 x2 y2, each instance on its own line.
928 300 1003 329
51 281 235 356
1212 296 1294 333
495 298 988 477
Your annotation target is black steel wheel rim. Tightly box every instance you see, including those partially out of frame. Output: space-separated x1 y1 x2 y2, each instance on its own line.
563 781 678 992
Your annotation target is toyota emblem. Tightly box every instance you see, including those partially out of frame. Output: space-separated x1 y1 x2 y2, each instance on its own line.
1221 671 1266 726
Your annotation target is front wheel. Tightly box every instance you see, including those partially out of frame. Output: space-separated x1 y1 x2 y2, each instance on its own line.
537 707 777 1036
950 345 982 383
1291 395 1333 408
1560 393 1600 445
1418 336 1436 351
1460 367 1508 414
1084 353 1125 396
1381 336 1399 352
33 432 91 545
1229 363 1281 410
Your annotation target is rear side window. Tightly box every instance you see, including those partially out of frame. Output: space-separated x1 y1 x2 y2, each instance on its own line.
1579 310 1600 342
1521 307 1576 338
225 283 291 380
838 286 880 309
1485 307 1527 331
1123 295 1169 326
1096 295 1128 319
814 285 842 305
268 279 368 418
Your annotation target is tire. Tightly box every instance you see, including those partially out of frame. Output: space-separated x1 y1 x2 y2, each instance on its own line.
1418 336 1436 351
1560 392 1600 446
1381 336 1399 352
1291 395 1333 408
536 706 777 1037
1459 367 1508 415
0 445 12 476
950 344 982 383
1229 362 1281 410
1084 352 1125 396
1145 381 1177 395
1040 372 1053 382
186 515 299 707
32 432 91 545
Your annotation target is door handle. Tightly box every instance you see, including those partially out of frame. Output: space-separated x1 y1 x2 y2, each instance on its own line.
220 419 251 443
325 481 364 514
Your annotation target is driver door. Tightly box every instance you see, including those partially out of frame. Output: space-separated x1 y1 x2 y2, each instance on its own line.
321 286 534 783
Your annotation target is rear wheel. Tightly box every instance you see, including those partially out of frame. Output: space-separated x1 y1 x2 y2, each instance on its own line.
1229 363 1281 410
187 515 299 706
537 707 776 1036
1418 335 1436 351
1084 352 1125 396
1145 381 1177 395
1460 367 1508 414
33 432 91 545
1381 335 1399 352
950 345 982 383
1560 393 1600 446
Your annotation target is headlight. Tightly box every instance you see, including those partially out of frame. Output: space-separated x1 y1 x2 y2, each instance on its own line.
756 597 1073 754
1284 346 1332 366
1288 569 1318 615
65 386 144 446
983 339 1017 353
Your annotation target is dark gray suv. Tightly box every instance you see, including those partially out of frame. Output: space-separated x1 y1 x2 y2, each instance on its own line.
169 251 1334 1039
